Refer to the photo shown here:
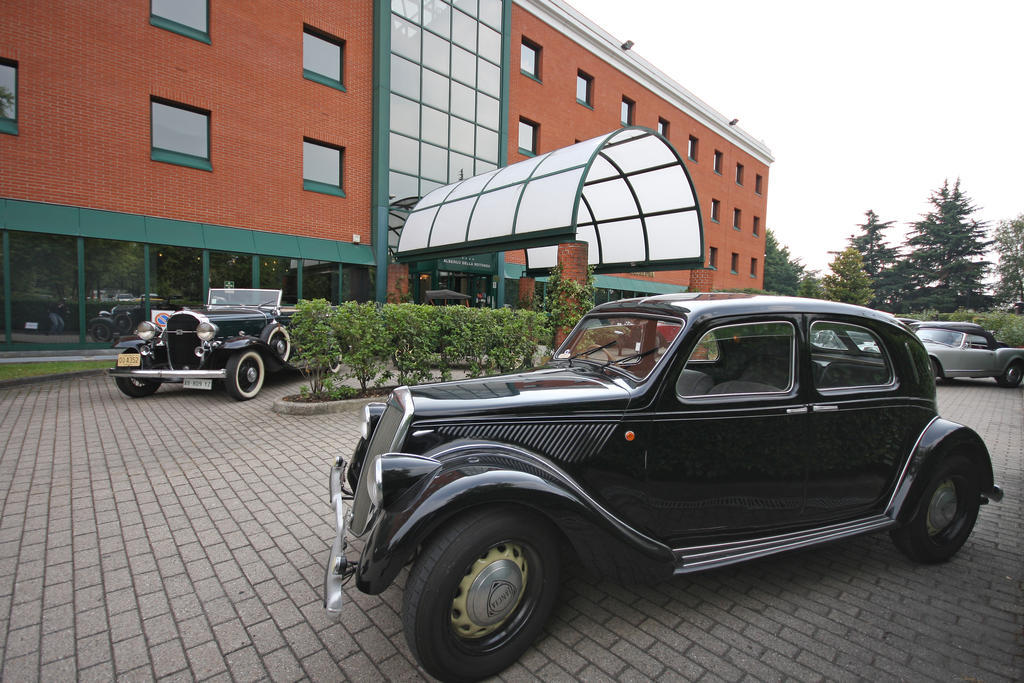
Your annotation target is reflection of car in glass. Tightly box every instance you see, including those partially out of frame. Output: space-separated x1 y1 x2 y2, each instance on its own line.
107 288 294 400
322 294 1002 681
916 322 1024 387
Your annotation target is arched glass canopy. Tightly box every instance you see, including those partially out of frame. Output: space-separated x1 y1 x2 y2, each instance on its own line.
396 127 704 274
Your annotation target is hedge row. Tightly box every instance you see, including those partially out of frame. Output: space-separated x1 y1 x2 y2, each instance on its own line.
904 310 1024 346
289 300 553 397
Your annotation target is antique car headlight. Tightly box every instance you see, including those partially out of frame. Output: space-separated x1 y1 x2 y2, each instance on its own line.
196 321 218 342
136 321 158 341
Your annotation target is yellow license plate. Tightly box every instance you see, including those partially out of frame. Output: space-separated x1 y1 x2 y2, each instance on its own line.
116 353 141 367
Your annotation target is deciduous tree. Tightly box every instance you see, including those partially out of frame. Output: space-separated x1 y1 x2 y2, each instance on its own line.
822 248 873 306
993 214 1024 306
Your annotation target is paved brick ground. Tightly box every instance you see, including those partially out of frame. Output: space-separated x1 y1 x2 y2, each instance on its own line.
0 373 1020 681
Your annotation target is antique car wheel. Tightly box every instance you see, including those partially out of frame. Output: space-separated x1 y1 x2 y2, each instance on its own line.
402 508 560 683
114 376 160 398
114 313 135 335
890 455 979 564
225 350 265 401
265 326 291 363
930 358 944 383
995 361 1023 387
89 320 114 342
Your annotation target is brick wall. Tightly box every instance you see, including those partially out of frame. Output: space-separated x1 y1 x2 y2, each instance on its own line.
0 1 373 244
507 3 770 291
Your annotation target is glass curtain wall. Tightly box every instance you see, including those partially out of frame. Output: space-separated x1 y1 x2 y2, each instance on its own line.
389 0 504 202
342 265 376 303
150 245 204 308
303 259 339 302
260 257 299 305
8 232 79 345
209 250 254 292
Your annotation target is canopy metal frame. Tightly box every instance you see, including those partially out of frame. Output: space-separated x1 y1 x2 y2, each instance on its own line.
395 127 704 275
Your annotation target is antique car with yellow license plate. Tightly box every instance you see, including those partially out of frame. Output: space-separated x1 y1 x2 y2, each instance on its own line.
322 294 1002 682
107 288 293 401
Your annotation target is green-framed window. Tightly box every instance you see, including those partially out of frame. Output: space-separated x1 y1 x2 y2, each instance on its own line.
710 199 720 223
150 0 210 44
621 96 635 126
518 117 538 156
576 70 593 107
733 208 742 231
303 138 345 197
708 246 718 270
303 26 345 91
151 98 212 171
657 117 669 139
520 37 541 81
687 135 699 162
0 59 17 135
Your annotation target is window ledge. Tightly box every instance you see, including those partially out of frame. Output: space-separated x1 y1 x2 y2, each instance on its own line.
303 70 346 92
688 156 697 163
150 15 211 44
151 148 212 171
0 118 17 135
520 70 542 84
304 179 346 197
517 148 536 158
576 100 594 110
730 270 738 275
733 226 741 231
710 219 720 224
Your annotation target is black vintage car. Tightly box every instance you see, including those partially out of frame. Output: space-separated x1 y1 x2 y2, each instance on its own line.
108 288 293 400
322 293 1002 682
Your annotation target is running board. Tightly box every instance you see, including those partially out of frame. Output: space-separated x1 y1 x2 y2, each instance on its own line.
673 515 895 575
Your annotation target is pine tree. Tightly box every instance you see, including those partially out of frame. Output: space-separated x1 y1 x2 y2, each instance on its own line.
822 248 873 306
993 214 1024 306
762 229 804 296
847 210 905 309
903 179 991 311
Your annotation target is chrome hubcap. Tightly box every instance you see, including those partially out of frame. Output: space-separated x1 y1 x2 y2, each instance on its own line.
245 366 258 383
926 480 957 536
451 544 527 638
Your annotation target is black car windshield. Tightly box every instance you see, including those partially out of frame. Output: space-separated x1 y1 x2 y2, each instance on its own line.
207 288 281 307
555 315 682 380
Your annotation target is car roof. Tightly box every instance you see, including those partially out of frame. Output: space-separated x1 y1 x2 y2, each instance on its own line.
914 321 987 334
590 293 902 328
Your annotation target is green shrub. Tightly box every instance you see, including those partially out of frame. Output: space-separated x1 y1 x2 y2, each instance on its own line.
380 303 442 386
333 301 388 391
289 298 341 398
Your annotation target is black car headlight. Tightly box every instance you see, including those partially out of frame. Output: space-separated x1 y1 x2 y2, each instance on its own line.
196 321 218 342
137 321 159 341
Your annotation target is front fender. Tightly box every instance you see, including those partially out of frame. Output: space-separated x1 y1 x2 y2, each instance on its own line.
113 337 146 350
888 417 998 525
354 443 675 594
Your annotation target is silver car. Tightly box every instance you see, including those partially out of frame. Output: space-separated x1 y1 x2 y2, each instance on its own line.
916 323 1024 387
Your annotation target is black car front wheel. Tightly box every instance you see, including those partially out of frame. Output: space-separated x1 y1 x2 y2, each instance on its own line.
225 350 265 401
890 455 980 563
114 376 160 398
403 508 561 683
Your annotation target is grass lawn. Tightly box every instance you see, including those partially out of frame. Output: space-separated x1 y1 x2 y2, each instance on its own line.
0 360 112 382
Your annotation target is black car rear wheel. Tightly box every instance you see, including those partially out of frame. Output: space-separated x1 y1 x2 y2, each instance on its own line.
225 350 265 401
114 376 160 398
403 508 560 683
996 360 1022 387
890 455 980 563
89 320 114 343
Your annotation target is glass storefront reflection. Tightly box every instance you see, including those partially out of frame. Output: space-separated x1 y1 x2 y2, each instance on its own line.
342 265 376 303
304 259 339 302
210 250 253 292
9 231 79 345
260 257 299 305
84 238 146 343
151 245 203 307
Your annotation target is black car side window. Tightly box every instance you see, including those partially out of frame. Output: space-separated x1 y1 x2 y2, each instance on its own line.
810 321 893 390
677 321 795 399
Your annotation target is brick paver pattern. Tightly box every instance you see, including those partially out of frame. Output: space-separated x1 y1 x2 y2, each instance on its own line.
0 374 1021 681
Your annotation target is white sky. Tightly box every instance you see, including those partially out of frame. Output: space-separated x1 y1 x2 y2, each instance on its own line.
574 0 1024 273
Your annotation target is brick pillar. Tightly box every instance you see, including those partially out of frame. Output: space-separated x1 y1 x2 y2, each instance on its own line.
688 268 715 293
387 263 410 303
517 276 535 309
554 240 589 345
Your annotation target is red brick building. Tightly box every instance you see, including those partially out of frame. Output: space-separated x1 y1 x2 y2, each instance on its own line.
0 0 771 350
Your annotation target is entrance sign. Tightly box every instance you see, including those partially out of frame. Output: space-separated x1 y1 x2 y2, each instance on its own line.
396 127 704 275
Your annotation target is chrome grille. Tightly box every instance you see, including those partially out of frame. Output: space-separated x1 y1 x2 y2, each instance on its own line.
165 313 200 370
